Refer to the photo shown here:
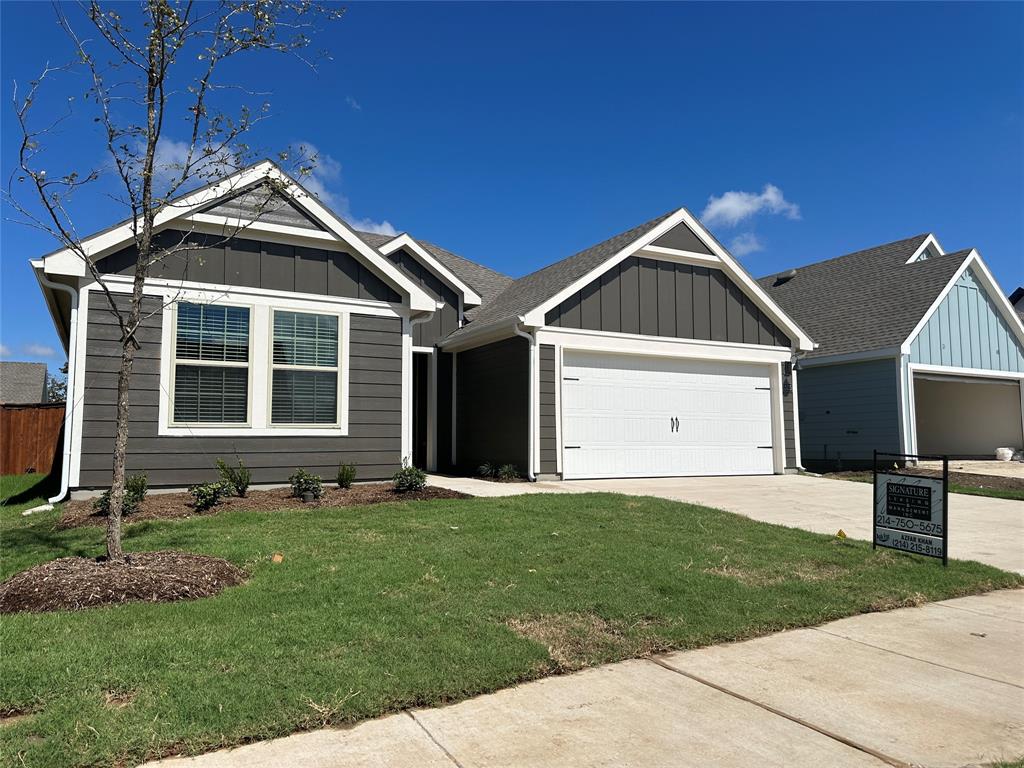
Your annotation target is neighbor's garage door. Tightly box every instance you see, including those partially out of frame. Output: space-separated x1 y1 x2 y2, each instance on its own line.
561 351 774 479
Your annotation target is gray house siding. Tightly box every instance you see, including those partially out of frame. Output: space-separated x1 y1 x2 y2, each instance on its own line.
539 344 557 475
545 258 789 347
454 337 528 474
650 220 713 255
386 248 460 347
798 358 901 471
78 292 403 487
96 230 401 303
783 368 797 468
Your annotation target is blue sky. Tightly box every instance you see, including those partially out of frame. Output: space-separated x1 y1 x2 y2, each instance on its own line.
2 1 1022 374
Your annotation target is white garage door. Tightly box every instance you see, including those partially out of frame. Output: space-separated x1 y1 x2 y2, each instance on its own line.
561 351 775 479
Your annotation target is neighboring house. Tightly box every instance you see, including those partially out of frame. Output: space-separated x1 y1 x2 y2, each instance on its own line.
0 362 48 404
32 161 813 494
762 235 1024 468
1011 286 1024 323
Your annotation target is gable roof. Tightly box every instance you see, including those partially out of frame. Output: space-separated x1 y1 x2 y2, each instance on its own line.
0 362 48 404
759 235 972 359
444 211 676 340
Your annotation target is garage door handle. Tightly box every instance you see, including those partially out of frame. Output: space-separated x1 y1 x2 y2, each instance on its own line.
757 445 773 449
564 445 581 449
563 377 579 381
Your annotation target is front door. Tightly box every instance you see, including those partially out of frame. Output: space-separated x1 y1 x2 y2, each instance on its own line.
412 352 429 469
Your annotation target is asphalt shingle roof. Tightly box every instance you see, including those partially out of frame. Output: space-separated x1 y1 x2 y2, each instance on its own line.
758 235 971 359
0 362 48 404
444 210 677 340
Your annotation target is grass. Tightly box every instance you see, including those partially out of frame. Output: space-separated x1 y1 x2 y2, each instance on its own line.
1 473 1020 767
823 470 1024 502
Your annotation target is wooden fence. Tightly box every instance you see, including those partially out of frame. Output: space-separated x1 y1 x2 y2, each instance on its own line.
0 403 65 476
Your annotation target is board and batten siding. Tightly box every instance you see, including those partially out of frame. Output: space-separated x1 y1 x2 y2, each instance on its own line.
545 258 789 347
96 230 401 304
78 292 403 487
910 268 1024 372
783 368 797 468
797 358 901 470
538 344 558 475
454 336 529 474
386 248 460 347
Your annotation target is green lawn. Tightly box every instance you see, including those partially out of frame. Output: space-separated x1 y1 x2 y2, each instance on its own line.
2 473 1020 767
822 470 1024 502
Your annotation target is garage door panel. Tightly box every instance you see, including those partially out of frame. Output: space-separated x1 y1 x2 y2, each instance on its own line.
562 351 775 479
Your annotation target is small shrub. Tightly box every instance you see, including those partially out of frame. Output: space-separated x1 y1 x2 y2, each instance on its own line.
476 462 495 479
216 457 251 498
392 460 427 493
337 463 357 489
496 464 520 482
92 474 148 516
189 481 230 512
289 468 323 500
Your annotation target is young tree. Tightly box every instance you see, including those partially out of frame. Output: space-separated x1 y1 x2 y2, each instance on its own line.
8 1 342 560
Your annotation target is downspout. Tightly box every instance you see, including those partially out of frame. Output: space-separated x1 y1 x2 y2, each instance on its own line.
512 319 537 481
36 272 79 504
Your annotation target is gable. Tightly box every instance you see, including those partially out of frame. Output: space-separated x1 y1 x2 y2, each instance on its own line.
94 230 401 303
545 256 789 347
200 186 325 232
387 247 460 345
650 220 713 255
910 267 1024 373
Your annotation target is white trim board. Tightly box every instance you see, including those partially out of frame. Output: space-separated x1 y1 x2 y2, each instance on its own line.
908 363 1024 381
904 233 945 264
522 207 815 351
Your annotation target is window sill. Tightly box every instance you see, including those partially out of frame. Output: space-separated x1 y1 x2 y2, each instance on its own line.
159 425 349 437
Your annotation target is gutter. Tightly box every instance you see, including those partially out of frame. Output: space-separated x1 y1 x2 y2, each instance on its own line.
34 270 80 504
512 318 537 481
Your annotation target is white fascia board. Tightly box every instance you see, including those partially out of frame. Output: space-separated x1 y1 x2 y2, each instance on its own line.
263 168 435 313
798 347 902 368
377 234 483 306
438 317 525 352
535 326 792 365
522 207 815 351
908 363 1024 381
900 250 1024 354
41 161 277 277
638 244 720 266
904 233 944 264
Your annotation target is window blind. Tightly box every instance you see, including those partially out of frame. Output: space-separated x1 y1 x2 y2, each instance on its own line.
271 311 339 425
172 303 250 424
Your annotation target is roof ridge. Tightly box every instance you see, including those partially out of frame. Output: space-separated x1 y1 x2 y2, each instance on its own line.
763 233 932 279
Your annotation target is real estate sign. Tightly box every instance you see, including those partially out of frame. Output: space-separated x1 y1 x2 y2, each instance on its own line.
872 465 947 565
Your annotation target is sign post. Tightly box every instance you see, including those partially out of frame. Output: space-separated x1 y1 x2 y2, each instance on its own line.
872 451 948 566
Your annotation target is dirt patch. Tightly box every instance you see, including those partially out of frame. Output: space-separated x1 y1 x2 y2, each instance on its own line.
58 483 470 529
506 613 666 671
705 560 845 587
103 690 136 709
825 469 1024 493
0 551 246 614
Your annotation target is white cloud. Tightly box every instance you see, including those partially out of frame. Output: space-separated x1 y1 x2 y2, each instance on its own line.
295 142 398 236
0 343 11 357
729 233 764 257
345 96 362 112
701 184 801 228
24 343 57 357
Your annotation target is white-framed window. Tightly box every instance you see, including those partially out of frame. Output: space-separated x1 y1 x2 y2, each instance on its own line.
270 309 342 426
171 302 251 425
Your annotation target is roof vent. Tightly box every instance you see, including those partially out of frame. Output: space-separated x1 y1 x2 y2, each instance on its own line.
773 269 797 287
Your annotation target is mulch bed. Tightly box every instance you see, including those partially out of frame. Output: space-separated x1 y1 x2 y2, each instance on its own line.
0 551 246 614
827 469 1024 493
58 483 469 530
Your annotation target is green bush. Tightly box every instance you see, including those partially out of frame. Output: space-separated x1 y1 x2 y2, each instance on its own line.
476 462 495 479
496 464 520 482
189 481 231 512
336 463 357 489
216 457 251 498
392 460 427 493
289 468 323 500
92 474 148 516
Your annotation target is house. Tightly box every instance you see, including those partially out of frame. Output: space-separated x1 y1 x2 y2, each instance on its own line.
1012 286 1024 323
761 235 1024 469
32 161 812 497
0 362 48 404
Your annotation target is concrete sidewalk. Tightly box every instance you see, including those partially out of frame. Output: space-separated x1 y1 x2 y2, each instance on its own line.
149 589 1024 768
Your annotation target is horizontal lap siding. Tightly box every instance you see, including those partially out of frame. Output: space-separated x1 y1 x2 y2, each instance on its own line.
78 293 403 487
539 345 557 475
798 358 901 470
545 258 789 347
455 337 528 474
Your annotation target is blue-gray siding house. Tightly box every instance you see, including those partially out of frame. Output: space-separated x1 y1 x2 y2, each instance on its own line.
762 234 1024 468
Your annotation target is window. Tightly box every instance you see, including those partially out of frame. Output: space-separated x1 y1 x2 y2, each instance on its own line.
271 310 340 425
172 303 250 423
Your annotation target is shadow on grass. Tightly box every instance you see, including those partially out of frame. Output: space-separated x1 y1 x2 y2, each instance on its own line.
1 473 60 506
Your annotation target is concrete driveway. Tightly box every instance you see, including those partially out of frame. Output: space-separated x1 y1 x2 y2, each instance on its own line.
149 589 1024 768
561 474 1024 574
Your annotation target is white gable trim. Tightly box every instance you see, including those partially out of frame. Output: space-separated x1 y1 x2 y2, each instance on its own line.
904 233 945 264
377 234 483 306
38 161 436 313
900 250 1024 354
522 208 815 351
